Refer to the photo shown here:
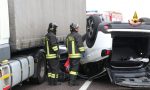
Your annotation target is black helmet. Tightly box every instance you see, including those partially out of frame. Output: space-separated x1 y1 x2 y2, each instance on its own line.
48 23 53 33
52 24 58 35
70 23 79 32
48 23 58 34
53 24 58 30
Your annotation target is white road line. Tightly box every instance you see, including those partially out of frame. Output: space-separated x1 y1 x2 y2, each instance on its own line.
79 80 92 90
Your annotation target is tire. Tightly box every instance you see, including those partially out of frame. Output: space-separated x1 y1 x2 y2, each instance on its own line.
139 17 150 22
86 15 101 48
30 49 46 84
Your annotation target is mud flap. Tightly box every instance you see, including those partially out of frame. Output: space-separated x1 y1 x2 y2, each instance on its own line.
107 66 150 88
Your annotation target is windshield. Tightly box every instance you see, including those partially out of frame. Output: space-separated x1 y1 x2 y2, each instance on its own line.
86 0 149 22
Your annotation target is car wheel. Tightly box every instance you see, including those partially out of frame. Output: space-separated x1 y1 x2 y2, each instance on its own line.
86 15 101 48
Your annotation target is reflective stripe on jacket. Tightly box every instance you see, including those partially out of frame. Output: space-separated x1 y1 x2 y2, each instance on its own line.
48 73 59 78
66 32 85 58
45 32 59 59
70 71 78 75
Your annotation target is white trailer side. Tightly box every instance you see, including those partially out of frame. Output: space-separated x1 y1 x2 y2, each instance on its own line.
0 0 86 89
8 0 86 52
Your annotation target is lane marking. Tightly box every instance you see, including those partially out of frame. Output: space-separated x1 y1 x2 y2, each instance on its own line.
79 80 92 90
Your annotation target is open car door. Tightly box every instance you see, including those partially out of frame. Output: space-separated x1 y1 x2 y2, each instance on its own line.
99 21 150 87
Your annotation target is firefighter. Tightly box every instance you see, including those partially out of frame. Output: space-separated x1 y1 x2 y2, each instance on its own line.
45 23 61 85
66 23 85 86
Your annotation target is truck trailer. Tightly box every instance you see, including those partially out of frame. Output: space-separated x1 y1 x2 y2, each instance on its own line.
0 0 86 89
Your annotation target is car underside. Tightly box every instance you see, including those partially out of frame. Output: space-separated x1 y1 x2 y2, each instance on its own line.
59 15 150 88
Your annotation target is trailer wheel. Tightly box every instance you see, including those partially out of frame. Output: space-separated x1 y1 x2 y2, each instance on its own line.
86 15 101 48
31 50 46 84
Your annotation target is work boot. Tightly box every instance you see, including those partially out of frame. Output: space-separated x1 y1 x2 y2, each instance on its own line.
48 78 52 85
54 79 61 85
49 78 56 85
68 75 79 86
68 80 79 86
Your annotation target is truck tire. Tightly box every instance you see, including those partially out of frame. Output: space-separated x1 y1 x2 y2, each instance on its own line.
86 15 101 48
31 49 46 84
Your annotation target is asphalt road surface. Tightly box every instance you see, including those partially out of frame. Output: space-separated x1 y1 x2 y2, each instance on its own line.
12 76 150 90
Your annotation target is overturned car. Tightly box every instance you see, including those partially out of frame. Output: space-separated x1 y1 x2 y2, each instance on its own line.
79 14 150 88
105 22 150 88
60 14 150 88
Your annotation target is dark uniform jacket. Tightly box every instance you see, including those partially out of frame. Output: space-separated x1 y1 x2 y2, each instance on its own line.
45 31 59 59
66 32 85 59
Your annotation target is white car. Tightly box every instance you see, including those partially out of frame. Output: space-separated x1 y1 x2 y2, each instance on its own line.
60 15 150 88
79 15 112 78
79 15 150 88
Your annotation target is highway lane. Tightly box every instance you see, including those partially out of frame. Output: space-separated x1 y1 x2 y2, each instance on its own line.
13 76 150 90
13 79 86 90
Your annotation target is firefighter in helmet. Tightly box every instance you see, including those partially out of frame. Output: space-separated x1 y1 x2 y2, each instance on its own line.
45 23 61 85
66 23 85 86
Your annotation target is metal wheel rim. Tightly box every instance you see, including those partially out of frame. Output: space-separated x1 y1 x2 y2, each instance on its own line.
87 19 94 38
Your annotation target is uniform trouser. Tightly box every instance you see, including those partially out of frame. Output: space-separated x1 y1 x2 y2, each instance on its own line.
47 58 60 85
69 58 80 82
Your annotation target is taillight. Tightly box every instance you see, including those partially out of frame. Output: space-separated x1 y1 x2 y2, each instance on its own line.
105 50 111 55
101 49 111 57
